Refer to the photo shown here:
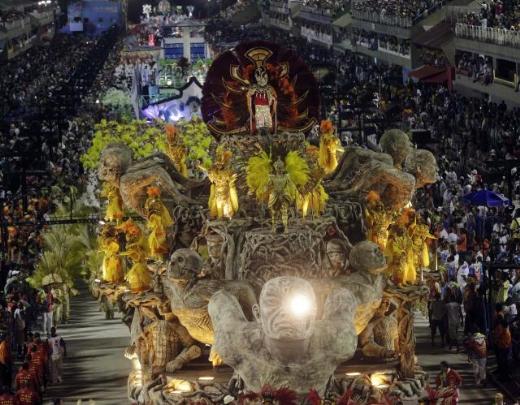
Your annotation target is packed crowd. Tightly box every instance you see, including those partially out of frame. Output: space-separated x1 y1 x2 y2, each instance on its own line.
456 52 493 84
0 9 27 27
352 29 411 55
0 25 123 403
301 0 349 18
352 0 449 25
459 0 520 31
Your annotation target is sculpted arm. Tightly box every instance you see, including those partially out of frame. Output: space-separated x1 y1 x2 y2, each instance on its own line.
316 287 359 359
166 324 202 373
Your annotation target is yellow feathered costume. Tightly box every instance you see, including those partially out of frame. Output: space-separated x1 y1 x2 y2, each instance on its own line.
206 147 238 219
247 150 312 230
99 226 124 283
145 187 174 261
165 124 189 177
318 120 343 174
119 220 152 292
101 182 123 222
298 145 328 218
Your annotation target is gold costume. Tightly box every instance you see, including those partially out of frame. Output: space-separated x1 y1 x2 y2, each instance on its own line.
365 191 395 250
247 150 310 232
165 124 188 177
318 120 343 174
100 234 124 283
205 147 239 219
145 187 174 261
101 183 123 222
119 220 152 292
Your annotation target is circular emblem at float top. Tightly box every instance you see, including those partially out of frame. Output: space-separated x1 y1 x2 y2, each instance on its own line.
201 41 320 139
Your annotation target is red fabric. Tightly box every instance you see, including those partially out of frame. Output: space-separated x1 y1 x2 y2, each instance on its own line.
0 393 18 405
15 388 39 405
15 369 37 391
436 369 462 388
254 91 269 106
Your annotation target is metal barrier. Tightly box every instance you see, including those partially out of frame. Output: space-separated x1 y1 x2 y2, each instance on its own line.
455 23 520 47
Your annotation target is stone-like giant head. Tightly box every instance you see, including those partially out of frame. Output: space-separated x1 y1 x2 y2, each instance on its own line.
167 248 204 280
379 129 412 169
98 144 132 184
253 276 317 341
349 241 386 275
404 149 438 188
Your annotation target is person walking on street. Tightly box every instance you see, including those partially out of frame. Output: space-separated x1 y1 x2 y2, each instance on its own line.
430 293 447 347
42 288 54 338
464 331 487 385
494 318 512 381
48 327 66 384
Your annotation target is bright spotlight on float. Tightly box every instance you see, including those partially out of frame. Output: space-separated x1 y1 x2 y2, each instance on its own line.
289 293 312 318
98 220 106 225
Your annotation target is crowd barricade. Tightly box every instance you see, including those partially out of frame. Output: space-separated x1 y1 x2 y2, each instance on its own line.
455 23 520 47
352 9 413 27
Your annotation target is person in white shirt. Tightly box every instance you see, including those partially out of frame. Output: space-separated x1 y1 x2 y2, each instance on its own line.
48 327 66 384
457 262 470 293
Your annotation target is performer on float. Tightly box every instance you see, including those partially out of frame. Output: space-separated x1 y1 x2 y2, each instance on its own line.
119 219 152 292
365 191 395 250
384 225 409 286
203 146 239 219
318 119 343 174
101 182 124 223
99 225 124 283
165 123 188 177
144 186 174 261
246 67 277 134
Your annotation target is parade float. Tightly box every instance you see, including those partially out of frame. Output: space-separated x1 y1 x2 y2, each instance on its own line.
90 41 442 404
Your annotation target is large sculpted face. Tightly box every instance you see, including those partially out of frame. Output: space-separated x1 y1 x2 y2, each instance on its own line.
379 129 412 168
98 145 132 184
168 248 204 280
405 149 438 188
326 239 349 274
349 241 386 275
206 233 224 262
255 276 317 341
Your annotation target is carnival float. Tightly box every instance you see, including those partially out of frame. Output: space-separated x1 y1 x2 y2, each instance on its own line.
91 41 442 404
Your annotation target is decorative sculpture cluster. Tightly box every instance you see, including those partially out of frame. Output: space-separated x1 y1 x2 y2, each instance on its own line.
91 41 440 404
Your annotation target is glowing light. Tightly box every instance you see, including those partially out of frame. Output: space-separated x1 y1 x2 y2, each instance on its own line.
198 376 215 381
370 373 390 388
167 379 192 393
94 279 101 283
166 79 173 86
289 294 312 318
345 372 361 376
99 220 106 225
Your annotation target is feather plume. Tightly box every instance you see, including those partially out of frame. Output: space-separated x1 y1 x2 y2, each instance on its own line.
247 151 272 203
284 151 309 188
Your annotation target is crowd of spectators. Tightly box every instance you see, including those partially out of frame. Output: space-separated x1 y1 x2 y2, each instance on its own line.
456 52 493 84
352 29 411 56
0 26 122 402
352 0 449 25
459 0 520 31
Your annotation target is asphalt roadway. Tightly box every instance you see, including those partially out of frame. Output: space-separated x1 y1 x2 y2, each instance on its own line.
44 286 129 405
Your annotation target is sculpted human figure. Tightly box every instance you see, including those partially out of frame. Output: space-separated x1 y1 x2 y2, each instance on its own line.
161 248 256 365
98 144 207 217
325 238 350 277
379 129 412 170
208 276 358 394
246 67 277 134
404 148 439 189
203 232 226 279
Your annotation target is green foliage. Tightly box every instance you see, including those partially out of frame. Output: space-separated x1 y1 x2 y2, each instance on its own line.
28 200 100 289
177 118 214 167
81 118 214 171
80 119 166 170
